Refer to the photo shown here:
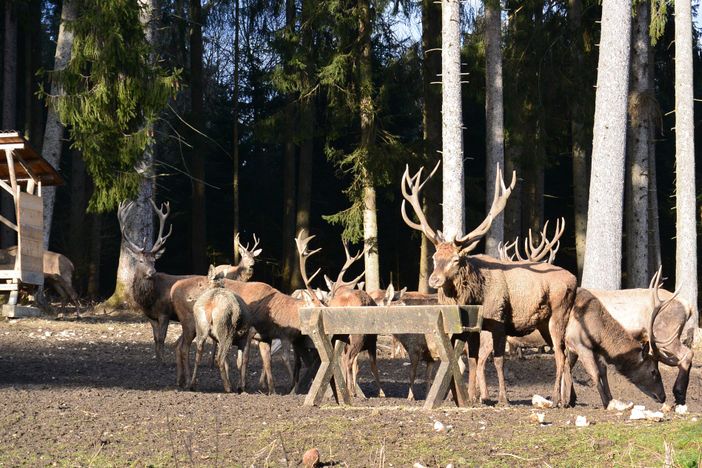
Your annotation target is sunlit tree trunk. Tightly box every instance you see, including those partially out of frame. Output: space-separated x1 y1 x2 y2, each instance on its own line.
581 0 631 290
484 0 504 257
418 0 441 293
232 0 241 265
673 0 698 335
359 0 379 291
625 1 652 288
441 0 464 238
40 0 76 250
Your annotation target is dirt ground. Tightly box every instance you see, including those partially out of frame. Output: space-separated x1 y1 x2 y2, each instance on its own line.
0 313 700 467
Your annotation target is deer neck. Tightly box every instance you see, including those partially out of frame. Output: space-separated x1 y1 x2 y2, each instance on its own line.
133 270 158 309
438 257 485 305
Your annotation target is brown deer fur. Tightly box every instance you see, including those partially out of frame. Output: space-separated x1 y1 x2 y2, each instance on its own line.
564 288 665 407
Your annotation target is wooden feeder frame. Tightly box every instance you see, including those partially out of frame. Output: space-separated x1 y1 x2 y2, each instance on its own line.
0 132 64 317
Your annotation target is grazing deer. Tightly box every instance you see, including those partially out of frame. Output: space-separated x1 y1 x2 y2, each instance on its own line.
584 268 694 406
117 200 184 363
190 265 250 393
0 247 79 309
213 233 262 281
564 286 667 408
401 162 577 406
296 231 385 398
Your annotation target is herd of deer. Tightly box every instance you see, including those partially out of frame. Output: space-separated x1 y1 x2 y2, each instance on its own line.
113 161 695 411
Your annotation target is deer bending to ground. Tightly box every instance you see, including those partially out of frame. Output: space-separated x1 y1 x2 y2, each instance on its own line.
0 247 79 309
584 269 694 407
296 231 385 398
564 286 667 408
401 162 577 406
189 265 251 393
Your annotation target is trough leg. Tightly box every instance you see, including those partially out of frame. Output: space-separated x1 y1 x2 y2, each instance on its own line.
304 311 350 407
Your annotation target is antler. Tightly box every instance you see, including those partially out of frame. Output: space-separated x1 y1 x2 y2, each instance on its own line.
523 218 565 263
401 161 441 245
294 230 324 306
648 266 683 355
117 200 172 256
455 164 516 252
236 233 261 255
149 199 173 255
328 240 367 298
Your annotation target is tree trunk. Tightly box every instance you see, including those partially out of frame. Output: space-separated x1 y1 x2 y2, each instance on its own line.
358 0 379 291
69 150 88 290
232 0 241 264
648 125 662 274
568 0 589 279
41 0 77 250
28 0 44 149
289 0 315 292
581 0 631 290
441 0 464 238
418 0 441 293
503 145 522 242
2 1 18 248
673 0 698 334
484 0 504 257
189 0 207 274
625 1 652 288
280 0 297 290
101 0 159 310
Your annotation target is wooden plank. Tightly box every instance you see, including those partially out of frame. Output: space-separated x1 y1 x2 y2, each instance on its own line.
0 178 14 196
0 283 19 291
5 149 17 192
18 192 42 211
19 225 42 242
0 215 17 232
19 271 43 286
0 270 20 279
300 305 481 335
2 305 42 318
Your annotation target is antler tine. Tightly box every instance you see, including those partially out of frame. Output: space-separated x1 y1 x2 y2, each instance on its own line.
523 218 565 263
294 230 324 306
401 162 440 244
330 240 367 296
251 233 261 251
648 267 683 356
117 201 146 254
455 164 516 251
149 199 173 254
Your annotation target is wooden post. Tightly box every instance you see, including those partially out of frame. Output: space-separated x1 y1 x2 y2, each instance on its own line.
423 311 469 409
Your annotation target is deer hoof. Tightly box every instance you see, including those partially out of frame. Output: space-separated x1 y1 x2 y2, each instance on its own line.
378 389 386 398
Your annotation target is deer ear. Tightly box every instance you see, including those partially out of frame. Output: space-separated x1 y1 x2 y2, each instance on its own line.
324 275 334 291
384 284 395 305
397 287 407 300
252 249 262 257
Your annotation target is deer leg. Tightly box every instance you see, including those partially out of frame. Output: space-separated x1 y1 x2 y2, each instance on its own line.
235 332 252 393
673 347 693 406
578 348 610 408
563 350 578 407
258 340 275 394
189 333 207 391
466 332 481 405
477 330 492 403
216 333 234 394
595 356 612 402
491 329 509 406
210 342 218 369
424 359 436 401
178 327 196 389
149 319 164 363
548 317 568 407
365 337 384 397
406 355 419 401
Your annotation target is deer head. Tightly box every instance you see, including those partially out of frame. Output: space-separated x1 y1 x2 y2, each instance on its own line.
118 199 173 279
401 161 516 289
236 233 262 270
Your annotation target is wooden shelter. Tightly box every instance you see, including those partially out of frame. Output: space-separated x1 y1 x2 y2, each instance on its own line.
0 132 64 317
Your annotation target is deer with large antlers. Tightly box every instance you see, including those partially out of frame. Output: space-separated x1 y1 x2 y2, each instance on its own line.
401 162 577 406
213 234 262 281
295 231 385 398
118 200 185 363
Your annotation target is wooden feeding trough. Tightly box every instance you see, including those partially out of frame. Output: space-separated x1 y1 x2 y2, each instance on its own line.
299 304 482 410
0 132 64 318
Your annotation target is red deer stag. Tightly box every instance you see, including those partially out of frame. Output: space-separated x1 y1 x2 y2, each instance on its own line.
213 233 262 281
117 200 181 363
401 162 577 406
296 231 385 398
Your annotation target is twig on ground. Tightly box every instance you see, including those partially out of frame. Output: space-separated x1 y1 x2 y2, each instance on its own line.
494 452 541 462
278 432 290 467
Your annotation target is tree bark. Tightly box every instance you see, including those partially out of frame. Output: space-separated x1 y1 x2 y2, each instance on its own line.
418 0 441 293
189 0 207 274
673 0 698 334
2 1 18 248
625 1 652 288
484 0 504 258
568 0 589 279
581 0 631 290
69 150 88 290
441 0 464 239
281 0 297 290
87 213 102 298
648 124 662 274
232 0 241 264
41 0 77 250
358 0 379 291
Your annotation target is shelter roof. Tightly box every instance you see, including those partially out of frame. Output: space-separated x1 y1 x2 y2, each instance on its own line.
0 132 64 187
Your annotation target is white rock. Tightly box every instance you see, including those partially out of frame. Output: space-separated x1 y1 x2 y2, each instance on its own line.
575 415 589 427
532 394 554 409
529 412 546 424
675 405 688 415
607 399 633 412
433 421 445 432
644 410 664 421
413 463 427 468
629 407 647 420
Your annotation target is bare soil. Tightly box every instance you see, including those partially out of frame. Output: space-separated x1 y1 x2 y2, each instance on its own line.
0 314 700 467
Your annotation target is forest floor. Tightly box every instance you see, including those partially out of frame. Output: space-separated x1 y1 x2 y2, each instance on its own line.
0 312 701 467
